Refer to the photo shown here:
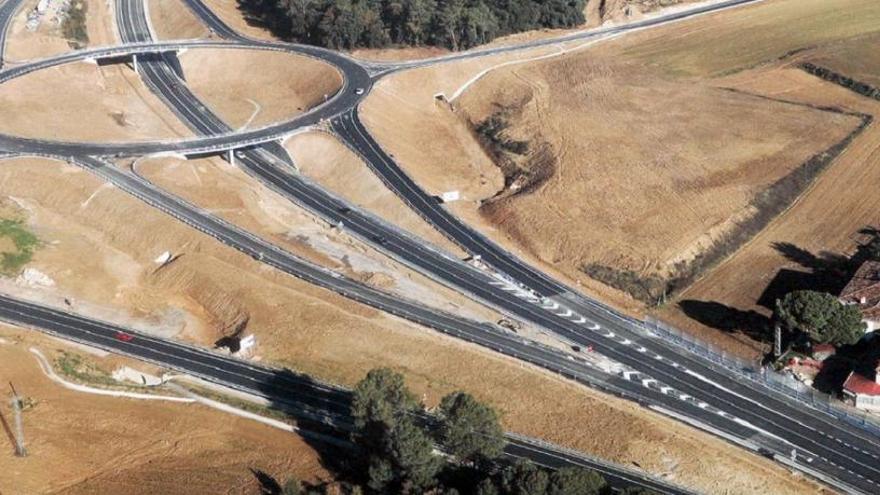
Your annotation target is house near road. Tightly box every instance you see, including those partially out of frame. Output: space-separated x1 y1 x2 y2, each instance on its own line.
842 362 880 412
839 260 880 333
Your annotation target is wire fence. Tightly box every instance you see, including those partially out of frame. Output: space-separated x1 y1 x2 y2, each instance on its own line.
643 317 880 438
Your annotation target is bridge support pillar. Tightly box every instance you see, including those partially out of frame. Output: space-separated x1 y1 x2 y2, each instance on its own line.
228 149 235 166
132 54 138 75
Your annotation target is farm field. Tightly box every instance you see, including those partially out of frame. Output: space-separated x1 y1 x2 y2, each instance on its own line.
659 65 880 357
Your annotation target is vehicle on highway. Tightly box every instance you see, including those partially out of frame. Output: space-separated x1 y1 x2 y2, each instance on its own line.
115 331 134 342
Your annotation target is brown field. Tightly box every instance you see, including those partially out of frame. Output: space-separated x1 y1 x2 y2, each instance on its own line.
457 50 858 303
658 66 880 357
148 0 210 40
0 328 328 495
806 32 880 89
613 0 880 78
5 0 117 62
0 155 826 494
199 0 277 41
179 48 342 129
135 153 497 322
362 0 880 334
285 131 465 257
0 63 193 142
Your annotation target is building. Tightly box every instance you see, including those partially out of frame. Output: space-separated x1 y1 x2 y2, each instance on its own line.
811 343 836 361
842 363 880 412
839 260 880 333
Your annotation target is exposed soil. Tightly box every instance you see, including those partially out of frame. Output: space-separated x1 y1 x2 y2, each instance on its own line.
0 155 826 494
0 62 193 142
0 328 328 495
5 0 117 62
179 48 342 129
362 0 880 346
135 153 498 323
285 131 465 257
148 0 210 40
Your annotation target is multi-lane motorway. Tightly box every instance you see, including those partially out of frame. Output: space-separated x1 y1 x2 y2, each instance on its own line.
0 288 694 494
0 0 877 492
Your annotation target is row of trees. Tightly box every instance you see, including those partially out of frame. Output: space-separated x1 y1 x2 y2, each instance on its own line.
238 0 587 50
275 367 655 494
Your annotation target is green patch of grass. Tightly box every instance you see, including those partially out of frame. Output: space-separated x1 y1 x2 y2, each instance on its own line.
61 0 89 49
0 219 38 275
54 351 118 388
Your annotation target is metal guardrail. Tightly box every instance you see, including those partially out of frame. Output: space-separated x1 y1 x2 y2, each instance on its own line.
644 317 880 438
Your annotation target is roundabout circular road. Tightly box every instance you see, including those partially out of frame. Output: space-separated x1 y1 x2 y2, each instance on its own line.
0 39 371 157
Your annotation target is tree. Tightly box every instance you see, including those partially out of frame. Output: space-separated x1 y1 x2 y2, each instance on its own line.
548 467 607 495
282 478 302 495
352 368 420 431
499 460 550 495
475 478 500 495
390 419 443 493
439 391 506 465
352 368 440 493
774 290 865 346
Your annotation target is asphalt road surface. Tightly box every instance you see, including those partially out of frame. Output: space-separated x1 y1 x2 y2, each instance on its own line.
0 0 876 491
0 293 696 495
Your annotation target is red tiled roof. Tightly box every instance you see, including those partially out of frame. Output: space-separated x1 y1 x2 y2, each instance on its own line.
843 372 880 396
839 260 880 321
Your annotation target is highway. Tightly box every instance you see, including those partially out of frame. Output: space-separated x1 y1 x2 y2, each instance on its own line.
117 2 880 492
0 0 24 67
0 0 875 491
0 289 695 494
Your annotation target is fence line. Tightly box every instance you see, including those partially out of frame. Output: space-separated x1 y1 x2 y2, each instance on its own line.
643 317 880 438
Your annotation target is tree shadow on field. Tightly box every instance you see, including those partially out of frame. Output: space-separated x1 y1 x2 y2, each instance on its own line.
251 468 282 494
249 367 359 487
677 300 772 343
769 242 852 297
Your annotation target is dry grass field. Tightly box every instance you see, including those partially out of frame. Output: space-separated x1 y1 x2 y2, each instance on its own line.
806 32 880 88
148 0 210 40
180 49 342 129
362 0 880 341
0 329 328 495
135 153 495 322
285 131 465 257
0 155 826 494
659 66 880 357
0 63 193 142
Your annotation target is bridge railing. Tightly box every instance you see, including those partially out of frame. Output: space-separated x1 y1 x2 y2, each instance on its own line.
644 317 880 438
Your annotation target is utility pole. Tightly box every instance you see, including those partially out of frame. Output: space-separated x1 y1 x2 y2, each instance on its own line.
773 323 782 359
9 382 25 457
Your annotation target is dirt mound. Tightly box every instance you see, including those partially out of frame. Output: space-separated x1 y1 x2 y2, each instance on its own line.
148 260 250 338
